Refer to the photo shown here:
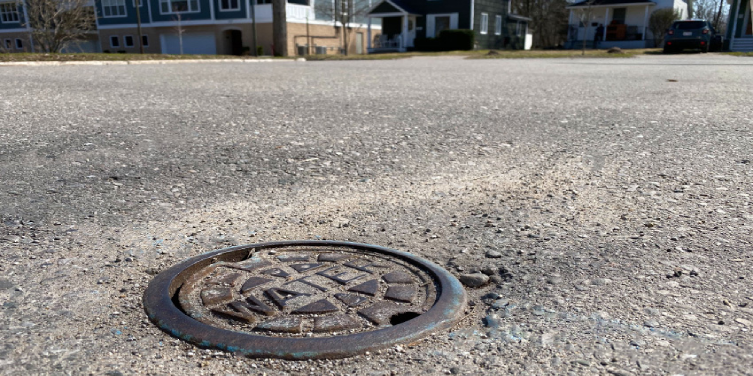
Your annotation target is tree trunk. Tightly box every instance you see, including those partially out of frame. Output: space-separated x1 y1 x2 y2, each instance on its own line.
272 0 288 56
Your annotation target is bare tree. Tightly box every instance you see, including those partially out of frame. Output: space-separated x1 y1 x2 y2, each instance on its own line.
649 8 681 47
174 13 185 54
570 0 597 55
272 0 287 56
693 0 728 31
23 0 96 53
516 0 570 48
315 0 371 55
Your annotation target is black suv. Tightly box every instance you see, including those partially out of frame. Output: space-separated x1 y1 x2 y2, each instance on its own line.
663 20 722 53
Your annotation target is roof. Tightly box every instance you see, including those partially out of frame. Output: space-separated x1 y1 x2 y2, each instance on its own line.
367 0 422 16
567 0 655 8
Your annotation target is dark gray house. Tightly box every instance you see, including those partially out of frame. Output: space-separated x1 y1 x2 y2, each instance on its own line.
365 0 531 52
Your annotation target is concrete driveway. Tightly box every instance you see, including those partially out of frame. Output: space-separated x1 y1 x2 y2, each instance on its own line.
1 54 752 375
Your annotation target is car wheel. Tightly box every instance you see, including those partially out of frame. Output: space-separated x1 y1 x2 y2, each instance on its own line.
663 47 672 54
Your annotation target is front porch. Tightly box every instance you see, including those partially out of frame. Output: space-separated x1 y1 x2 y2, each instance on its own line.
366 0 421 53
565 0 656 49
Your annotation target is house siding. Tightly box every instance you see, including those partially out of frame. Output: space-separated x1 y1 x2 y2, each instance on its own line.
473 0 515 49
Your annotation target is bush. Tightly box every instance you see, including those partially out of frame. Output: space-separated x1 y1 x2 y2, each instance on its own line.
437 29 475 51
414 37 438 51
415 30 475 52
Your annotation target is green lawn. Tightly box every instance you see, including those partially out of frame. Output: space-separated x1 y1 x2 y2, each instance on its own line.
305 48 660 61
0 49 664 63
725 51 753 57
0 53 285 62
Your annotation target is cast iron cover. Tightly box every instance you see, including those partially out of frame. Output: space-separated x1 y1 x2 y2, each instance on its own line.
143 240 467 359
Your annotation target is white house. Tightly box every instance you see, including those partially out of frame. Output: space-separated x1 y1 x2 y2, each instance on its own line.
565 0 688 49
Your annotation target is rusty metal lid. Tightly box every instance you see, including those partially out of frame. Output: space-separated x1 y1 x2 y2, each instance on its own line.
143 240 467 359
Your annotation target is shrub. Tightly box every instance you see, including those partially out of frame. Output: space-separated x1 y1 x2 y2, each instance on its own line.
414 30 475 52
437 29 475 51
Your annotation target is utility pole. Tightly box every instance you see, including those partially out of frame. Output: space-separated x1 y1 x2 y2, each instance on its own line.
272 0 288 56
135 0 144 53
251 0 258 56
306 8 311 55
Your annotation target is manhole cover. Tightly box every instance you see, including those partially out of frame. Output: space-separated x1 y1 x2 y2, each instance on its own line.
143 240 467 359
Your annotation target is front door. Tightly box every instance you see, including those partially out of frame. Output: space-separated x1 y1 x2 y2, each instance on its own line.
356 32 363 54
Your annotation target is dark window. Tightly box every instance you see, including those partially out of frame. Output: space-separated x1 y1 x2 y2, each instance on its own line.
110 36 120 48
124 35 134 47
612 8 626 24
4 39 11 49
672 21 707 30
15 38 23 49
142 35 149 47
220 0 239 9
256 0 271 4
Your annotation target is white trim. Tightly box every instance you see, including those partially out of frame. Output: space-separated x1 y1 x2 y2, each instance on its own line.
369 11 404 17
159 0 201 15
366 0 418 16
0 27 27 32
480 12 488 34
95 18 381 29
567 2 655 8
470 0 474 30
102 0 128 18
124 34 135 47
109 35 121 48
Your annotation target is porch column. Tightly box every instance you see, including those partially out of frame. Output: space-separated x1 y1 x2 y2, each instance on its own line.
643 5 649 40
368 17 372 49
604 8 609 40
402 14 409 49
731 0 744 42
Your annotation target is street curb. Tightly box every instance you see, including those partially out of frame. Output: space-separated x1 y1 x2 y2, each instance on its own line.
0 57 306 67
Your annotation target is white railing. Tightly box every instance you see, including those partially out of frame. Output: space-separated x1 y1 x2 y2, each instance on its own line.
374 35 402 49
286 4 311 21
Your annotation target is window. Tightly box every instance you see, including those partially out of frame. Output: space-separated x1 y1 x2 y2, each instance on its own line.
4 39 10 49
142 35 149 47
124 35 134 47
256 0 272 3
495 15 502 35
435 16 450 34
102 0 126 17
0 2 20 23
612 8 626 24
220 0 240 11
160 0 199 13
110 35 120 48
480 13 488 34
15 38 22 49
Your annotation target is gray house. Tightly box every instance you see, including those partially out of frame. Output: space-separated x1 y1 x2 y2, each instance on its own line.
365 0 531 52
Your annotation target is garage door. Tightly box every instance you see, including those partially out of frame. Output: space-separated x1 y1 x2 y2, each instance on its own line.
160 33 216 55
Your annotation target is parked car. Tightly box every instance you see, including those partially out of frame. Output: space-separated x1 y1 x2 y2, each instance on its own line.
663 20 721 53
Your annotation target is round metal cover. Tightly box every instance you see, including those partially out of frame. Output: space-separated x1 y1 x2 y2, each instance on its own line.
143 240 467 359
